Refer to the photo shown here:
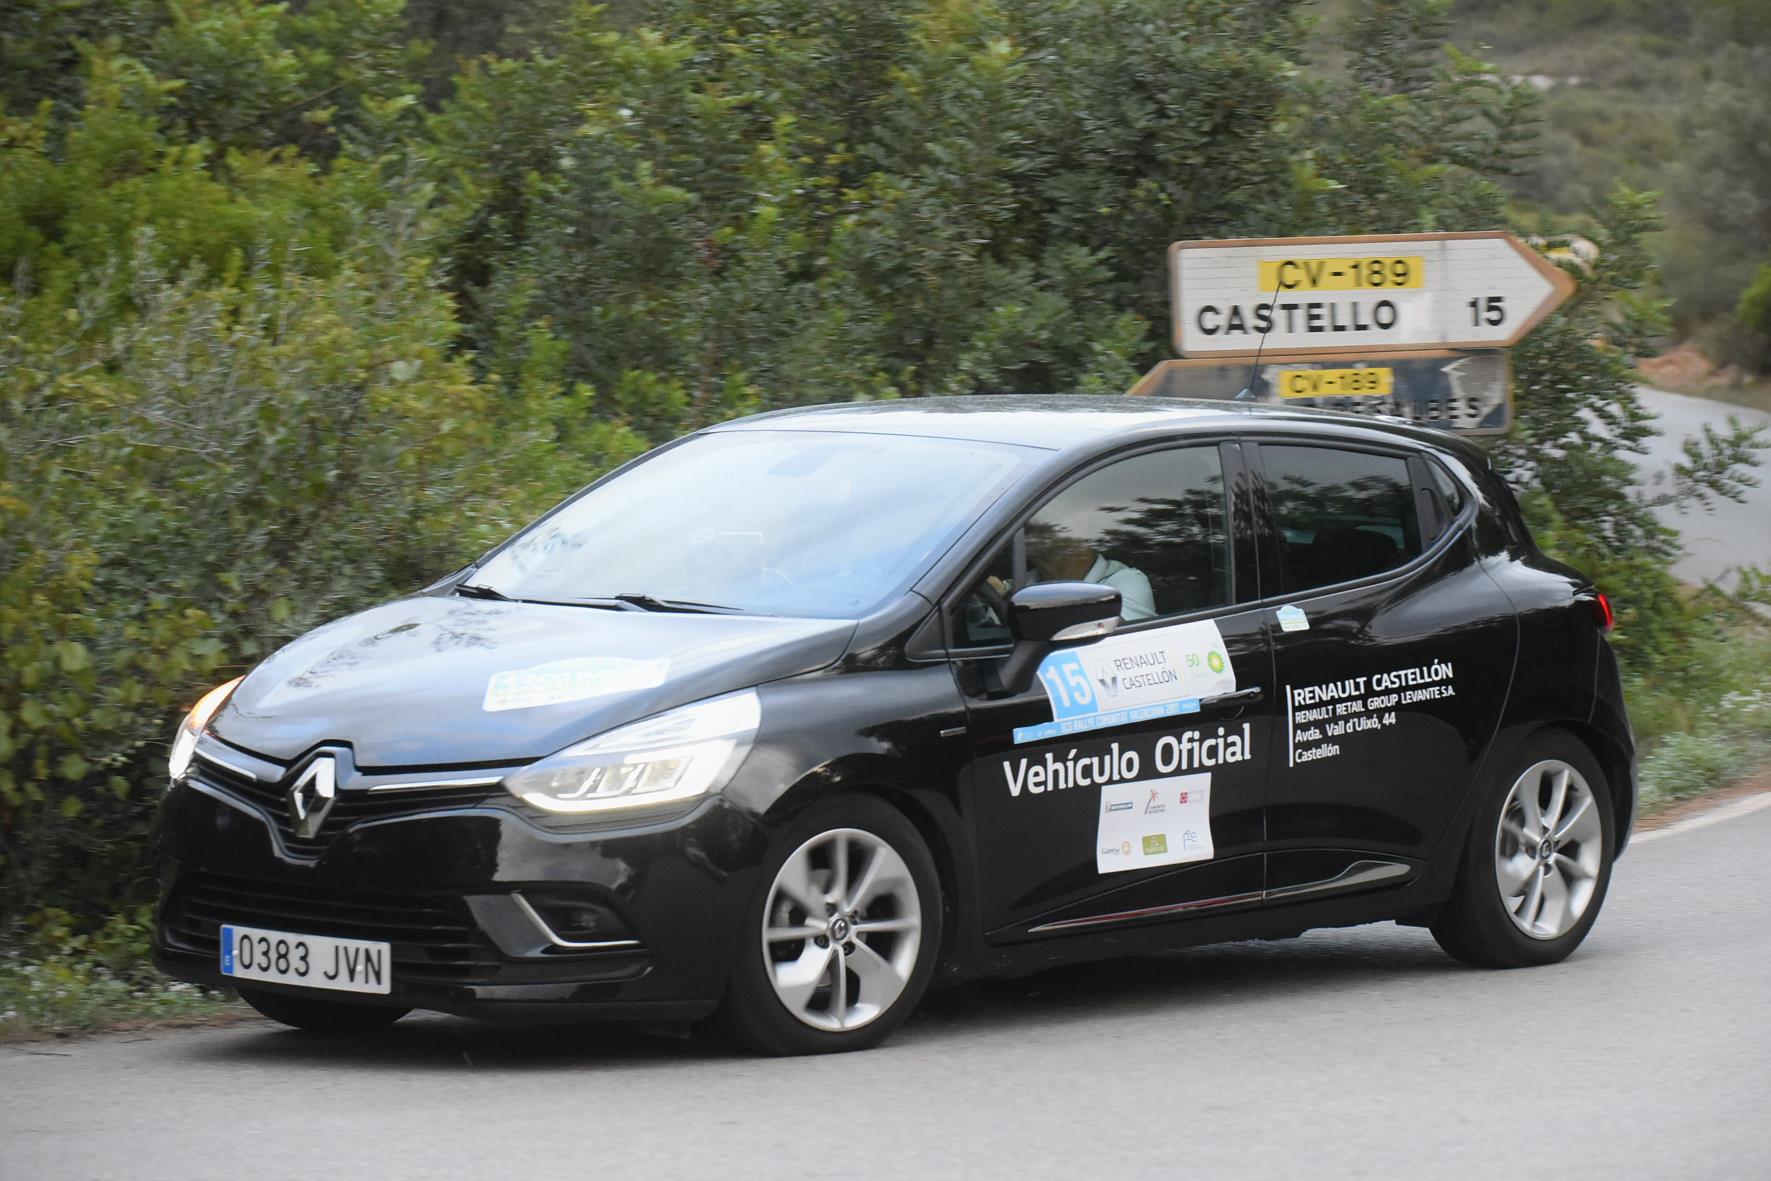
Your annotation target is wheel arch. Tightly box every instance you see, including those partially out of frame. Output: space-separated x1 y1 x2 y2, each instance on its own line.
842 781 968 979
1408 716 1626 921
748 755 977 982
1553 718 1636 857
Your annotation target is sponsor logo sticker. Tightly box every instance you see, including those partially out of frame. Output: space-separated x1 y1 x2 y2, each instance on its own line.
1095 772 1215 875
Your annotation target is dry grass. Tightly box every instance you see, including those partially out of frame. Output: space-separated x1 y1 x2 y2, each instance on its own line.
1638 346 1771 414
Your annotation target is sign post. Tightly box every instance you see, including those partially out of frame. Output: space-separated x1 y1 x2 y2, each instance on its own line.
1168 231 1575 358
1137 230 1577 435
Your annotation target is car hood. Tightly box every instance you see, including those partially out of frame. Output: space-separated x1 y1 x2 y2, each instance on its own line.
211 595 857 767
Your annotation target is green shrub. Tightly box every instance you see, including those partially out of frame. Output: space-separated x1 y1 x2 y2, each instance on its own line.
1723 261 1771 374
0 907 232 1039
0 60 635 925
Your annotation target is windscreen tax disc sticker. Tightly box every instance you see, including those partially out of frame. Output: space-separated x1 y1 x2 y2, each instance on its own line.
1016 619 1236 744
483 656 669 712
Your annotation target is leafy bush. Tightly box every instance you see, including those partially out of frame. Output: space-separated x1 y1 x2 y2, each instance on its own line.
1722 261 1771 375
0 81 615 924
0 907 232 1039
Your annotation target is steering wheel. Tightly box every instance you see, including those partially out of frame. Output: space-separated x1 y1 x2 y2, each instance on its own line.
974 577 1011 618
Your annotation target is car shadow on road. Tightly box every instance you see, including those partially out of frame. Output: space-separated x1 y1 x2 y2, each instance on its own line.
168 924 1498 1071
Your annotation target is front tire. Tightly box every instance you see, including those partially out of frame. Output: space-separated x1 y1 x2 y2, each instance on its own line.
720 795 942 1055
1432 731 1615 968
239 987 410 1034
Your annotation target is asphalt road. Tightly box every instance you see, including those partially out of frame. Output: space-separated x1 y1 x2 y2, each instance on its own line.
1633 386 1771 588
5 800 1769 1180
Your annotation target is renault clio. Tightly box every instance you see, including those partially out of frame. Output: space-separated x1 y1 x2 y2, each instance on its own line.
154 397 1633 1054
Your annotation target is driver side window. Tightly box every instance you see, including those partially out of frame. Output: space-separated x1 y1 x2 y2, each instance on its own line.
957 446 1233 646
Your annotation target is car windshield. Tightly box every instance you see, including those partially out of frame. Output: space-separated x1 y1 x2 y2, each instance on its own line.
472 428 1036 618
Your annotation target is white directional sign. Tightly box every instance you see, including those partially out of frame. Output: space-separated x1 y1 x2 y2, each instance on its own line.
1169 231 1576 358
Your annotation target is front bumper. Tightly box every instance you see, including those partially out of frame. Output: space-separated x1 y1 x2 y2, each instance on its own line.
152 762 771 1022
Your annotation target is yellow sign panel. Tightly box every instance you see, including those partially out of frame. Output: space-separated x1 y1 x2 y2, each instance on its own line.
1275 367 1394 398
1256 256 1425 292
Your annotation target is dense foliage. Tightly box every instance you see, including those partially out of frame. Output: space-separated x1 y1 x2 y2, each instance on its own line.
0 0 1760 933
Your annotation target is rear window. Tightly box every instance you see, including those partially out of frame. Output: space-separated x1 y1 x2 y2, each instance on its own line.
1262 445 1423 593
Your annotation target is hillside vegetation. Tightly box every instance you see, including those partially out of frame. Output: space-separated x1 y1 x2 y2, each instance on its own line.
1447 0 1771 370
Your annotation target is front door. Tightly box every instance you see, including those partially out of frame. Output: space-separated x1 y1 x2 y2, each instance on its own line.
950 442 1276 941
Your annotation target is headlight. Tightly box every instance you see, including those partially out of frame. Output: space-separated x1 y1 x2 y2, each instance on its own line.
168 676 244 781
502 690 762 814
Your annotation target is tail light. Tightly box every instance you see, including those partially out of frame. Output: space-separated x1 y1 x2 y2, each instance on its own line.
1583 591 1614 632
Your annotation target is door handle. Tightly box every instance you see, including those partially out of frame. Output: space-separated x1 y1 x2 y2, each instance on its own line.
1201 686 1264 713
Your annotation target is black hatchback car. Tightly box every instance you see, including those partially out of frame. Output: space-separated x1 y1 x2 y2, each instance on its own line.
155 397 1633 1054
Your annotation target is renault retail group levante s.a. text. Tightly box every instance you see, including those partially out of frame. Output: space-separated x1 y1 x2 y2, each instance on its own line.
154 397 1632 1054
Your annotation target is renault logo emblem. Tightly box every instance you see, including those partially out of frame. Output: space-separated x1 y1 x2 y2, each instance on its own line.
288 755 338 840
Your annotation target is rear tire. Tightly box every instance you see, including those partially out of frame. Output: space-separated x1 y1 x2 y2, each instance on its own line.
239 987 410 1033
1432 731 1614 968
719 795 942 1055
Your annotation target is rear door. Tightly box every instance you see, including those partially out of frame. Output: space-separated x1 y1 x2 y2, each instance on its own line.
1249 440 1517 896
950 442 1277 941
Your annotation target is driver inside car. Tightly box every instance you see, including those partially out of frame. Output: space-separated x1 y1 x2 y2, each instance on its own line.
986 526 1157 623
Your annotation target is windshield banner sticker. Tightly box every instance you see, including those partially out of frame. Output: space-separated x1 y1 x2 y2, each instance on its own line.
1096 773 1215 874
1014 619 1236 744
483 656 670 712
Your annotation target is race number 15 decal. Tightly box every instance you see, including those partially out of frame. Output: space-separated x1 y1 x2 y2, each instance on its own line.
1015 620 1237 745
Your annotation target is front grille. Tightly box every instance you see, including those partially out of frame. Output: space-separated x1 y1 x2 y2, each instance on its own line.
192 755 498 858
161 872 501 982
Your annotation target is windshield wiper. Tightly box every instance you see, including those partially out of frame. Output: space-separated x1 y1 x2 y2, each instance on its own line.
611 592 745 615
455 582 512 601
456 584 745 614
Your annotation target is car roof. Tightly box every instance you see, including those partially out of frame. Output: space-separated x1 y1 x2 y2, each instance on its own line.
713 394 1491 466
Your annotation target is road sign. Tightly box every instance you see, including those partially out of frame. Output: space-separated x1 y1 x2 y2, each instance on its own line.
1169 232 1575 358
1129 350 1511 434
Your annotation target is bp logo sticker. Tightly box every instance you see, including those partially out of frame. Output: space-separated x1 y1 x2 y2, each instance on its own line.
1207 651 1226 674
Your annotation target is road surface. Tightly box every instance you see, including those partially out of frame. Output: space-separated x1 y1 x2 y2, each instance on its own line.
1634 387 1771 588
5 798 1768 1180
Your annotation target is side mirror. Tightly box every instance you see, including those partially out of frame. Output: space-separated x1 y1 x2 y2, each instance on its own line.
997 582 1122 695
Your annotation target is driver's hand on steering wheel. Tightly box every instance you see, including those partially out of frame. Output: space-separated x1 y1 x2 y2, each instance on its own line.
986 575 1011 597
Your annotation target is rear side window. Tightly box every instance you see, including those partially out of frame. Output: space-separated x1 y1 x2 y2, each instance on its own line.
1262 445 1423 593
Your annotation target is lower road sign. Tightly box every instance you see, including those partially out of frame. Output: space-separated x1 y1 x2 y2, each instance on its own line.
1129 350 1510 435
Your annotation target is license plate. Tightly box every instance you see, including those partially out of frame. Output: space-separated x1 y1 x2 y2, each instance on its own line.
220 924 391 995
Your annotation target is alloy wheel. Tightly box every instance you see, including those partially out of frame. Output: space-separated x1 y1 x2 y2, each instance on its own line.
1493 759 1604 940
761 827 922 1031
